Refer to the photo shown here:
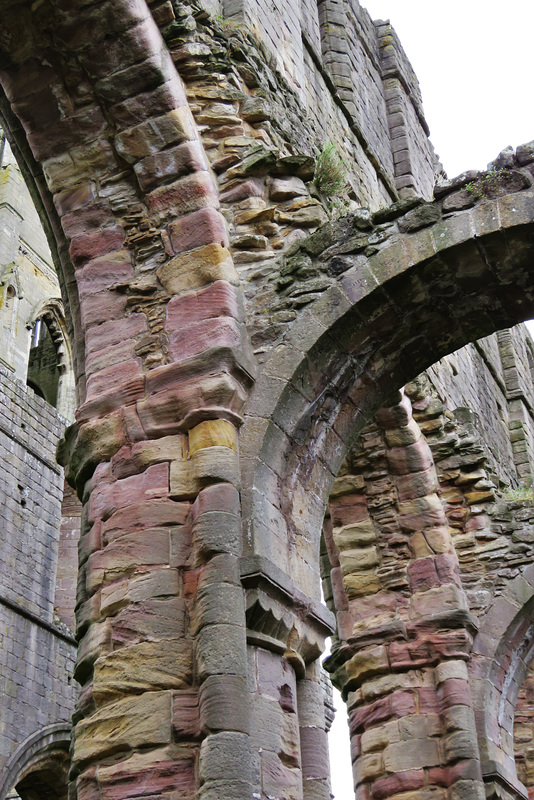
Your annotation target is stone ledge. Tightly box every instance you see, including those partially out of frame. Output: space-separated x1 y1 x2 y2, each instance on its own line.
240 555 335 673
482 760 528 800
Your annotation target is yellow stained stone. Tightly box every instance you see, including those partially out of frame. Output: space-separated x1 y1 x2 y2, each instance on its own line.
157 243 237 294
189 418 237 455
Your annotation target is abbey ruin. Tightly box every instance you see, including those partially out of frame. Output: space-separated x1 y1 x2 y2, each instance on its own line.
1 0 534 798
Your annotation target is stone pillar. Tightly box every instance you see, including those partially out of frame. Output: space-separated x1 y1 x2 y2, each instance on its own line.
241 556 335 799
0 1 259 795
324 391 486 799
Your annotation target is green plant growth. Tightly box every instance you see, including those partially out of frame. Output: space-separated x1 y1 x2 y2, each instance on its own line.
503 480 534 505
465 169 507 200
313 142 349 216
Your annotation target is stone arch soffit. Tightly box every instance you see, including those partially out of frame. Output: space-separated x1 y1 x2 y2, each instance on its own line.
0 723 71 800
471 568 534 742
27 296 72 374
243 189 534 548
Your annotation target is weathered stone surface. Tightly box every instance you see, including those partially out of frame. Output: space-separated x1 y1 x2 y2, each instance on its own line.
157 243 237 293
95 745 196 800
93 640 193 704
74 692 172 766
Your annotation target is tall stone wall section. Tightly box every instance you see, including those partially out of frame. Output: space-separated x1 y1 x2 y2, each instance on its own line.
427 325 534 486
0 364 77 773
218 0 437 205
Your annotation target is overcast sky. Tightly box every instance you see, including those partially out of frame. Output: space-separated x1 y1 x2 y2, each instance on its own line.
328 3 534 796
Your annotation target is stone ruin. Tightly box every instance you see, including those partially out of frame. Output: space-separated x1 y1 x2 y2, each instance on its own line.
1 0 534 798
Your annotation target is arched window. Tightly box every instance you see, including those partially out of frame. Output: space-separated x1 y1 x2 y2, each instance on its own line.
26 316 60 407
2 284 16 331
25 301 75 418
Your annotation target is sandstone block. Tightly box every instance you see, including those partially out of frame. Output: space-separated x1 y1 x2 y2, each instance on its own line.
396 467 438 501
167 207 229 254
191 446 240 487
341 646 389 689
75 619 112 683
371 769 425 800
147 171 219 222
95 744 196 800
73 691 172 767
409 584 468 621
383 738 439 772
199 731 253 784
398 494 447 532
399 713 441 740
387 438 433 475
435 659 469 685
100 498 189 543
114 108 196 163
135 139 207 191
343 571 381 599
157 242 237 294
375 394 412 429
449 780 486 800
166 280 241 329
195 481 240 517
269 176 307 200
169 459 198 500
192 582 245 632
173 689 201 739
361 720 400 752
339 545 380 575
70 226 125 268
111 597 189 645
85 312 147 356
442 730 478 762
300 726 331 780
334 520 376 549
330 474 365 498
87 530 170 592
199 674 250 733
80 288 128 331
198 781 251 800
93 640 194 704
196 623 247 680
193 511 242 561
168 316 243 364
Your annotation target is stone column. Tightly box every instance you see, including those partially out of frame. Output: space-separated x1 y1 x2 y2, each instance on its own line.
324 391 486 799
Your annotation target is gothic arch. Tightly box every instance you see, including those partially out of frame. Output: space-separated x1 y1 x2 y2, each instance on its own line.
27 296 75 417
0 724 71 800
242 185 534 599
1 1 534 797
470 567 534 797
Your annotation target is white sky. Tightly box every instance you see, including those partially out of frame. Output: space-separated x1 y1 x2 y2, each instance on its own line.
328 3 534 797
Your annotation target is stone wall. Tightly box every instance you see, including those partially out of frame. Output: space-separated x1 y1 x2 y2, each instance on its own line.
194 0 436 207
427 325 534 486
0 363 77 774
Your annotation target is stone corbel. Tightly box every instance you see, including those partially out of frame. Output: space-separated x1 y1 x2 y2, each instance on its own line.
240 555 335 677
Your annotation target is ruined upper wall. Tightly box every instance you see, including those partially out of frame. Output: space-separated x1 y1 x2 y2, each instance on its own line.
427 324 534 486
214 0 437 204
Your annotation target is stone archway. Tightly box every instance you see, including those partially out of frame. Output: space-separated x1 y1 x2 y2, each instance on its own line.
0 0 533 797
470 570 534 799
0 724 70 800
